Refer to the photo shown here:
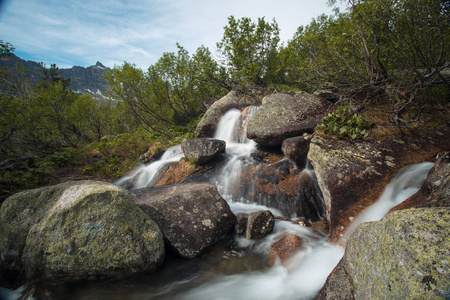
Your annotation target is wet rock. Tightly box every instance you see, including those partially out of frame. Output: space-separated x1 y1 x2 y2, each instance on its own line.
247 92 328 146
317 259 355 300
281 134 313 166
319 208 450 299
181 138 226 165
268 234 304 266
195 90 259 137
134 183 236 259
235 214 248 235
245 210 275 240
311 220 330 235
0 181 164 288
224 158 325 221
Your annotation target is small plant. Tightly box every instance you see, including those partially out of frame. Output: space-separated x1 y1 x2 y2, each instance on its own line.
317 105 375 139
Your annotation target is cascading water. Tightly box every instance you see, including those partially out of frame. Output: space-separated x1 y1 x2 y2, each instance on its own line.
340 161 434 244
115 144 184 189
13 108 434 300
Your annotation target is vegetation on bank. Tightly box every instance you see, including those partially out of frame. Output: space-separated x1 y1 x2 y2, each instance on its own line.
0 0 448 200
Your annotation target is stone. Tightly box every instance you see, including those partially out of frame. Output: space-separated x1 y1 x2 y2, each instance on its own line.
245 210 275 240
311 220 330 235
235 214 248 235
313 88 340 103
247 92 328 146
195 90 259 137
281 134 313 166
307 135 394 242
319 208 450 299
268 234 304 266
133 183 236 258
317 259 355 300
181 138 226 165
0 181 164 288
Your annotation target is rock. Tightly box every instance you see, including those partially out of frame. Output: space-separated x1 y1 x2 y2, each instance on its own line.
268 234 304 266
0 181 164 288
181 138 226 165
319 208 450 299
195 90 259 137
235 214 248 235
311 220 330 235
393 152 450 210
247 92 328 146
313 88 340 103
317 260 355 300
281 134 313 166
133 183 236 259
245 210 275 240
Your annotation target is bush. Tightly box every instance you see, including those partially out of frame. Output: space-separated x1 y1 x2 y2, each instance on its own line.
317 105 375 139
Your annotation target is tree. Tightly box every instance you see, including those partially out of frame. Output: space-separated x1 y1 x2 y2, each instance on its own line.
106 44 228 133
217 16 280 86
39 63 71 90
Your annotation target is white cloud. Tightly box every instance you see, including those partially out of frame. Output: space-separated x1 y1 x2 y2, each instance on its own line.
0 0 342 69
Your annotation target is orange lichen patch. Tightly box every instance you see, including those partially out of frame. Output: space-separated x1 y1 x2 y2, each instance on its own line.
155 160 198 186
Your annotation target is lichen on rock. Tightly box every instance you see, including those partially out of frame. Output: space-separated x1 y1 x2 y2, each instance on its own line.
0 181 164 287
319 208 450 299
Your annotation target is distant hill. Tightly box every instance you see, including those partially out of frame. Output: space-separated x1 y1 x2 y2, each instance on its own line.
0 54 110 99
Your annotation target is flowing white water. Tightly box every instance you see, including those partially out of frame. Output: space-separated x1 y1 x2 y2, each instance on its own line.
114 144 184 189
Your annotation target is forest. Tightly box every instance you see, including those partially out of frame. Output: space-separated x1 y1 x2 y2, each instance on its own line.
0 0 448 199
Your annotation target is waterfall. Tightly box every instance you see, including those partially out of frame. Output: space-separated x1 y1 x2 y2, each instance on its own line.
115 144 184 189
212 106 325 220
340 161 434 244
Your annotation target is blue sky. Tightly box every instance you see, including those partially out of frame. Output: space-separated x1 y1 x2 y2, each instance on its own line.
0 0 342 70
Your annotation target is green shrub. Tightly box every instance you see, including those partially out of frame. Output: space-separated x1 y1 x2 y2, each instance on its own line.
317 105 375 139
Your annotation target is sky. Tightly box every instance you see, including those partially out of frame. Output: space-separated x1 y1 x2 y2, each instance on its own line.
0 0 343 70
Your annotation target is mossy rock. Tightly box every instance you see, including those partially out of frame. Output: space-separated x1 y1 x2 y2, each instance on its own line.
321 208 450 299
0 181 164 287
247 92 327 146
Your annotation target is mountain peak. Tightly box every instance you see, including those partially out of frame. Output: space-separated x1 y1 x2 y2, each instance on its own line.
95 61 107 69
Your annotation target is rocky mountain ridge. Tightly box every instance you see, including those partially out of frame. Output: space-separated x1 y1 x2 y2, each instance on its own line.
0 54 110 99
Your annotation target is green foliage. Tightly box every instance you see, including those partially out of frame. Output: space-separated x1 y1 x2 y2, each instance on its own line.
217 16 280 86
317 106 375 139
106 45 228 134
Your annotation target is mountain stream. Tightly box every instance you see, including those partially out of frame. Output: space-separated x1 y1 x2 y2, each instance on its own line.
10 107 433 300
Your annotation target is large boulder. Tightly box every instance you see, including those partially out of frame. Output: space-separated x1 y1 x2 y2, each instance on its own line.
133 183 236 258
0 181 164 288
247 92 328 146
195 90 259 137
318 208 450 299
181 138 226 165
